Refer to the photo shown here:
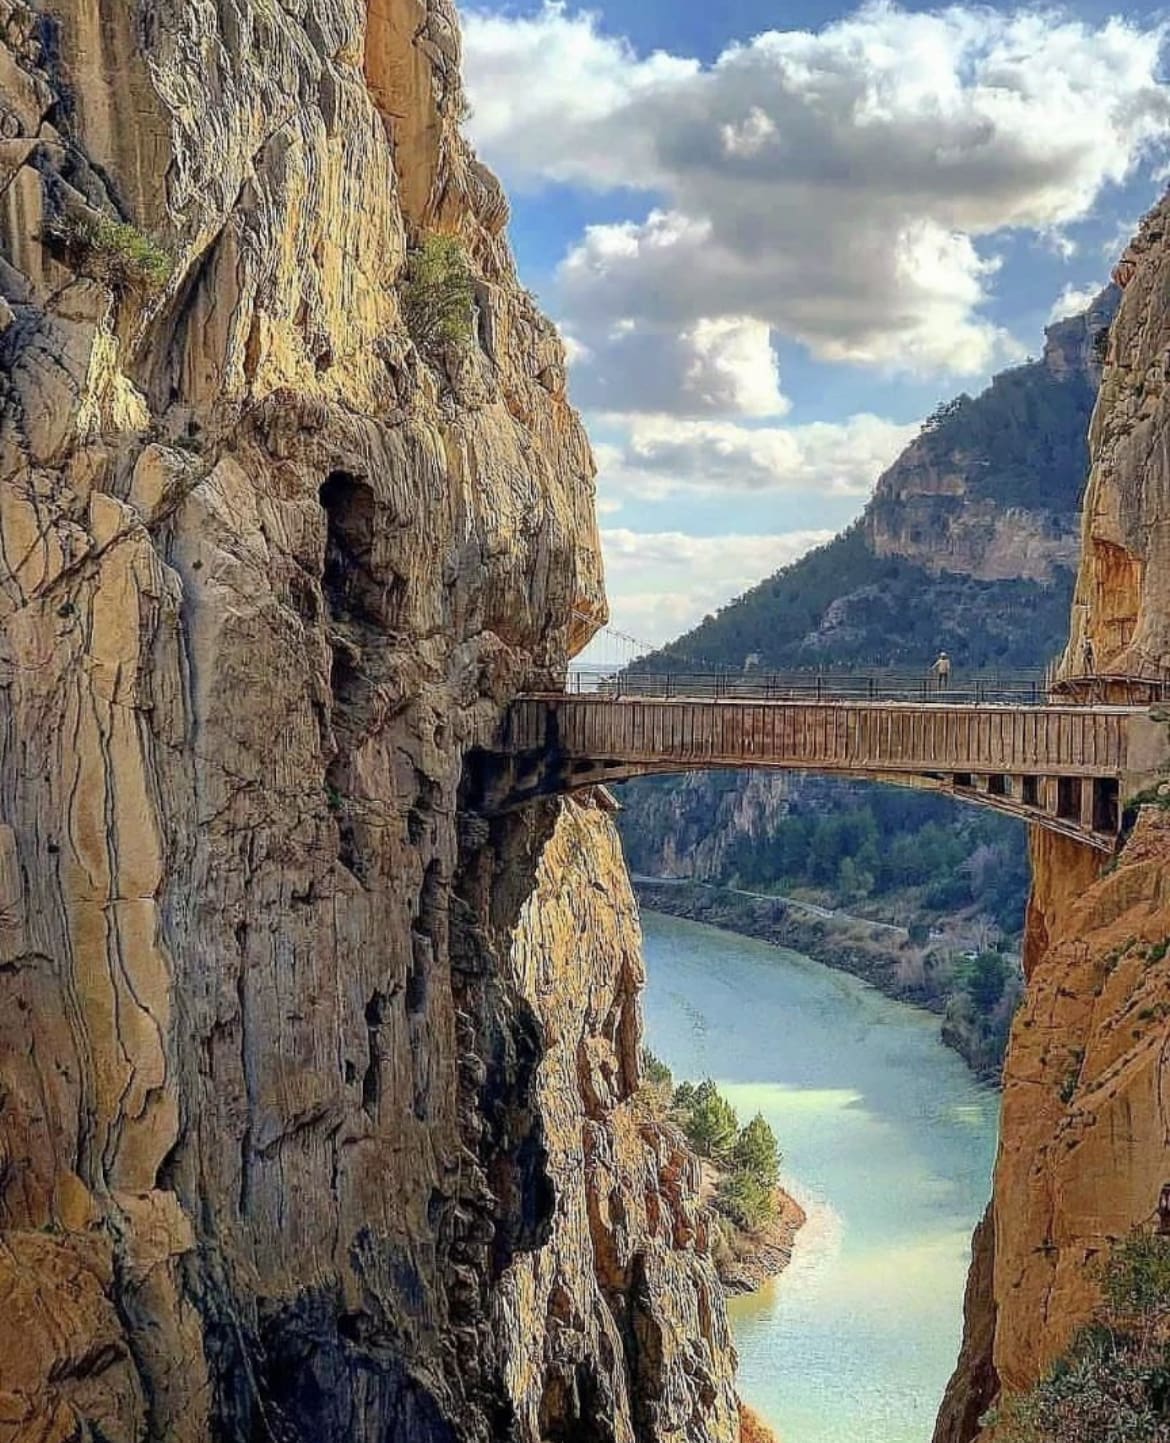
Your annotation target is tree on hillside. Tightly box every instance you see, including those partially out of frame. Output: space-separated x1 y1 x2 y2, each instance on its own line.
674 1079 739 1161
964 952 1011 1014
715 1169 775 1231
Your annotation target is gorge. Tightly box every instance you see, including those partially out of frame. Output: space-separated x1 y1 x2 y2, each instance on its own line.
641 911 999 1443
0 5 1169 1443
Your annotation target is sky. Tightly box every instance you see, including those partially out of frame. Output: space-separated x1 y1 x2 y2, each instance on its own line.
459 0 1170 655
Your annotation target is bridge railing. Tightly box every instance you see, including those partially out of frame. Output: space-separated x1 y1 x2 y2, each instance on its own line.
563 669 1053 705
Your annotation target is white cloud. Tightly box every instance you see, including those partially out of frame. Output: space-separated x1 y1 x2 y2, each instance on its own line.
465 3 1170 393
1048 282 1104 323
594 527 835 647
722 107 778 157
462 3 696 190
596 412 917 500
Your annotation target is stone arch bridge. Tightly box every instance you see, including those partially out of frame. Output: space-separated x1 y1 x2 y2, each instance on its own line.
472 676 1170 852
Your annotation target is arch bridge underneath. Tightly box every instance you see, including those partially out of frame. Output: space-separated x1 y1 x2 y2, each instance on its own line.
473 683 1170 852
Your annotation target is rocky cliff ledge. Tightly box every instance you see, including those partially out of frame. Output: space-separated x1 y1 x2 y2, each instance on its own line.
0 3 738 1441
936 198 1170 1443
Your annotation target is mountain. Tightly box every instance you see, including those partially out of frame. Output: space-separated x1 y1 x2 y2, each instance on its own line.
648 288 1117 674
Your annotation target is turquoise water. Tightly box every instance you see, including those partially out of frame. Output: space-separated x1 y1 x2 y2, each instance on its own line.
640 910 999 1443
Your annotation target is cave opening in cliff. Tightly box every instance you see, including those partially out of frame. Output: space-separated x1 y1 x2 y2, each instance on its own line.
320 471 382 626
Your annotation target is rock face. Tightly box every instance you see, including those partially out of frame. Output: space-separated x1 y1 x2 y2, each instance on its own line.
0 5 737 1442
1062 200 1170 678
502 797 739 1443
867 289 1117 585
936 198 1170 1442
620 772 793 882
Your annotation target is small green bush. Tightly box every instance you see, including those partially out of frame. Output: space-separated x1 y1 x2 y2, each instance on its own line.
401 234 474 356
1103 1230 1170 1323
992 1232 1170 1443
962 951 1012 1015
638 1047 674 1114
641 1048 673 1092
44 210 171 295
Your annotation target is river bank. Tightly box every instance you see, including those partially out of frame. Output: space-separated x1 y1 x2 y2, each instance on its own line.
634 877 1011 1079
711 1174 807 1295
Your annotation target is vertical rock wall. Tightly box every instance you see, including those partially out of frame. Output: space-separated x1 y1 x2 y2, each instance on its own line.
0 4 739 1441
1062 196 1170 680
502 796 739 1443
936 193 1170 1442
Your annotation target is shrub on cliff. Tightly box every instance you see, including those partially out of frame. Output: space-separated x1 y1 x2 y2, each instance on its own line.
991 1232 1170 1443
402 234 474 356
43 210 172 295
642 1048 673 1091
639 1048 674 1114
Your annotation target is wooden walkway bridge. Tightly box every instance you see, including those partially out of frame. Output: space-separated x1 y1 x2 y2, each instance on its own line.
474 674 1170 851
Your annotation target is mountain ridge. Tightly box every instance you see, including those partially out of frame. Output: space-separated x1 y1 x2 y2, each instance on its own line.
644 286 1118 674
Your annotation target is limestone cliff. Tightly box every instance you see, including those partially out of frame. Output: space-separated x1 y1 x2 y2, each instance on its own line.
502 797 738 1443
0 4 737 1441
936 198 1170 1443
867 289 1116 585
1063 200 1170 679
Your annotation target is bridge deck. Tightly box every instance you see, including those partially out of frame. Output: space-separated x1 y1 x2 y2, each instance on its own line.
509 696 1139 778
487 693 1170 851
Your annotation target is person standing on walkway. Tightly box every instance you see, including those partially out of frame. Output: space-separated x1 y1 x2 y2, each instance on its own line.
931 651 952 691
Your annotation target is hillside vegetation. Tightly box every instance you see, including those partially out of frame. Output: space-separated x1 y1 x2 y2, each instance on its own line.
649 524 1074 672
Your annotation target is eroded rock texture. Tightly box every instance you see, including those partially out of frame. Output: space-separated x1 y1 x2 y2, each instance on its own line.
502 797 739 1443
0 4 737 1441
936 194 1170 1443
1064 196 1170 679
867 288 1116 586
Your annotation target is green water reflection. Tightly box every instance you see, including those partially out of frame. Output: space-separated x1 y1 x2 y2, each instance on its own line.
640 910 999 1443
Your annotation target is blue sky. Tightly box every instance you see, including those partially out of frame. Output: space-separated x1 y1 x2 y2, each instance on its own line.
460 0 1170 651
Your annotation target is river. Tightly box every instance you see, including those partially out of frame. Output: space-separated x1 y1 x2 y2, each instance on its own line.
640 910 999 1443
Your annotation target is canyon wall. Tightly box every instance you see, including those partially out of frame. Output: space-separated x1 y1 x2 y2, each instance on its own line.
0 4 738 1441
936 198 1170 1442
